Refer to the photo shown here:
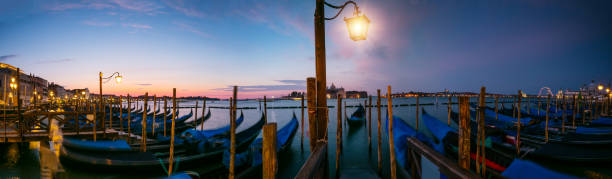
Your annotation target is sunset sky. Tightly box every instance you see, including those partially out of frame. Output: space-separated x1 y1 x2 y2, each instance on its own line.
1 0 610 98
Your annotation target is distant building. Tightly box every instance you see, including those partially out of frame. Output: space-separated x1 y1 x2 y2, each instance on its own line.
67 88 90 99
0 63 49 105
346 91 367 98
281 91 304 99
48 83 67 100
326 83 345 99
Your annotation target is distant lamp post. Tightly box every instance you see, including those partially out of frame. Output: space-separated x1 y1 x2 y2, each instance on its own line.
598 85 604 91
99 71 123 102
606 88 610 93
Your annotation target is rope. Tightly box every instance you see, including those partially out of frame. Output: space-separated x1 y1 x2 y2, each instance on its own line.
159 156 181 175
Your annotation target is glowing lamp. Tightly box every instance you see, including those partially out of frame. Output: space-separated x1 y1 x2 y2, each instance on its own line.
115 75 122 84
598 85 604 90
344 13 370 41
607 88 610 93
11 77 15 83
82 91 86 95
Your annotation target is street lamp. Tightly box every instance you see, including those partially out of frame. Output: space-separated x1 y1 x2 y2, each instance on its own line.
598 84 604 91
311 0 370 147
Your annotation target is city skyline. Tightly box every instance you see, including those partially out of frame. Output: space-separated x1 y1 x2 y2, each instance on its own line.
1 0 611 98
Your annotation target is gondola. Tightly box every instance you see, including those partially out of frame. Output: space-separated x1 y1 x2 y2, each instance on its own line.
223 112 299 174
347 105 366 126
180 111 246 139
59 112 266 173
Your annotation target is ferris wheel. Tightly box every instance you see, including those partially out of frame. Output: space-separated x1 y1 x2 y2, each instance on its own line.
538 87 554 97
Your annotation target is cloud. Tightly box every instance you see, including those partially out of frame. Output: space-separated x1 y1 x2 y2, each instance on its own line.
34 58 74 64
0 54 16 61
82 20 113 27
45 2 114 11
162 0 205 18
212 80 306 92
173 21 211 38
122 23 152 29
136 83 152 86
109 0 164 15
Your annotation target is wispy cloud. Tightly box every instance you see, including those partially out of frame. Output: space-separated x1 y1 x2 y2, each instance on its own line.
137 83 152 86
82 20 113 27
45 2 114 11
0 54 17 61
212 80 306 92
109 0 164 15
162 0 205 18
34 58 74 64
122 23 152 29
173 21 211 38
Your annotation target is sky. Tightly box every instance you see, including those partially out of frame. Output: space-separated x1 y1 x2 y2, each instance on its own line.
0 0 611 98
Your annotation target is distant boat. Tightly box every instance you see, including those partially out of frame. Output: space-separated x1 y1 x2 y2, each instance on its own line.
347 104 366 127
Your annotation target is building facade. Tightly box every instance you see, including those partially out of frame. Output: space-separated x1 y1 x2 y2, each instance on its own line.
326 83 345 99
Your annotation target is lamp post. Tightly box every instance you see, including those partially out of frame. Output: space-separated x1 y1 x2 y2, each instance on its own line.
313 0 370 143
99 72 123 137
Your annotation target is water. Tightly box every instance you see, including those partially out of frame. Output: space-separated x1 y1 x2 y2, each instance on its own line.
1 97 610 178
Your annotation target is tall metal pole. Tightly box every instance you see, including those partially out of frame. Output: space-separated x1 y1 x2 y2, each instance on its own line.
314 0 328 142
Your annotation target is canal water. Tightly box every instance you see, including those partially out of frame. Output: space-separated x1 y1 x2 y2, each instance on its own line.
1 97 610 178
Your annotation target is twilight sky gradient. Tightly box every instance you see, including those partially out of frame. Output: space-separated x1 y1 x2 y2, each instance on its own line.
1 0 611 98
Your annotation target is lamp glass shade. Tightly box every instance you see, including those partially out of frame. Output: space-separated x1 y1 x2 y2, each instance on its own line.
115 75 122 84
344 14 370 41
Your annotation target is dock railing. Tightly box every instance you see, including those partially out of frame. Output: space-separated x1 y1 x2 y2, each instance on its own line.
404 137 480 179
295 141 328 179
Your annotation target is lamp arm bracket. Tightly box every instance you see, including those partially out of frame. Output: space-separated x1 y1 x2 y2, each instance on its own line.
324 1 359 21
102 72 121 80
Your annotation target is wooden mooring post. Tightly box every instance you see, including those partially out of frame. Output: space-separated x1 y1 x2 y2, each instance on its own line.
141 93 148 152
416 95 420 130
229 86 238 179
377 89 382 174
368 95 372 150
562 94 566 134
545 95 550 143
476 87 486 176
572 95 576 128
336 95 342 175
119 95 123 132
200 97 206 130
263 123 278 179
516 90 522 155
458 96 471 170
193 100 198 128
387 86 397 179
152 95 157 136
495 96 499 120
306 77 317 151
127 95 131 142
264 96 268 124
301 96 305 148
164 97 167 136
448 95 452 125
168 88 177 176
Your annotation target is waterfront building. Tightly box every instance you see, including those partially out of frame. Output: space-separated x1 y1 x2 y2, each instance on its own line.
326 83 345 99
0 63 49 106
